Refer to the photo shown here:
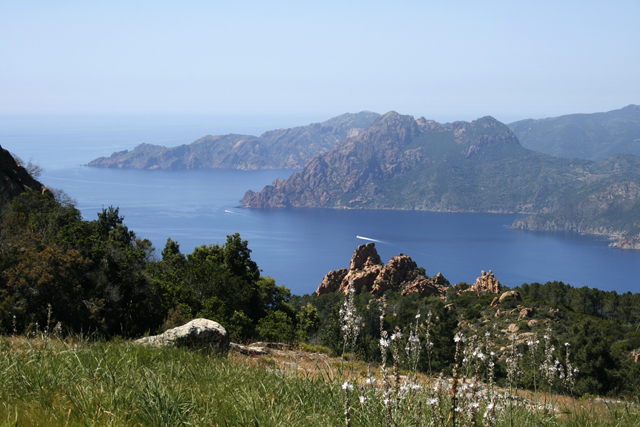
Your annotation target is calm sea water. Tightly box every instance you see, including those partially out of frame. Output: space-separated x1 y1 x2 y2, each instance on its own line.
2 115 639 295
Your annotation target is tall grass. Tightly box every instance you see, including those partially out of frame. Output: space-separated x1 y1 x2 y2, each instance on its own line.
0 334 638 426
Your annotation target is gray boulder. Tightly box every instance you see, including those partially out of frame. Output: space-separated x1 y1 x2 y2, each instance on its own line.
135 318 229 352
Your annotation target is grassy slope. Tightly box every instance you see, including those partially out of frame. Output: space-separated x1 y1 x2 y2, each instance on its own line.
1 335 638 426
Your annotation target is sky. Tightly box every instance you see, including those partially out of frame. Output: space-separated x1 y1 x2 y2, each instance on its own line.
1 1 639 124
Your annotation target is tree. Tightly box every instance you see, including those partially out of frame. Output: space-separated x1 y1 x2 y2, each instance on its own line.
257 310 295 342
296 303 320 341
149 233 292 340
420 300 457 374
571 319 619 395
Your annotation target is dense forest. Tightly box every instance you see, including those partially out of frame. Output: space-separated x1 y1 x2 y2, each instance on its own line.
1 161 639 399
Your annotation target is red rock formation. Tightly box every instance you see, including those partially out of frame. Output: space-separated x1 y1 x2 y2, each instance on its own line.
340 244 384 293
340 265 383 294
315 243 450 298
401 273 449 298
349 242 381 270
316 268 347 295
372 254 419 294
463 270 502 295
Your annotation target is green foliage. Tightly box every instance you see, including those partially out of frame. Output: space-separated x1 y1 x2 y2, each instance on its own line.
149 234 294 341
303 278 640 398
570 319 618 396
257 310 296 342
296 303 320 342
0 191 158 337
508 104 640 161
0 191 294 341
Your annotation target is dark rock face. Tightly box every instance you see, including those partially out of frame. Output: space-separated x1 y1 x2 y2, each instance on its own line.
240 112 552 211
87 111 380 170
241 111 433 209
316 243 449 298
0 145 50 209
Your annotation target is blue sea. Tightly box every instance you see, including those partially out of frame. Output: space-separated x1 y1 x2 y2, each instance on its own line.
2 114 639 295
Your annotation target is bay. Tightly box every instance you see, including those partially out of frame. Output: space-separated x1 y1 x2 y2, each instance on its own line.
2 115 639 296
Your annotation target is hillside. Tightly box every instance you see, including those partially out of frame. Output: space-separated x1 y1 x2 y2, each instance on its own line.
0 144 50 209
512 170 640 249
240 112 640 248
508 104 640 161
86 111 380 170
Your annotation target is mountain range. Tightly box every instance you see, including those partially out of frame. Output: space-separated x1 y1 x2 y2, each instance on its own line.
241 112 640 249
85 105 640 250
87 112 379 170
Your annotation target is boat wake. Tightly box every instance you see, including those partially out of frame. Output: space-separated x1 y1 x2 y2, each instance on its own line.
356 235 383 243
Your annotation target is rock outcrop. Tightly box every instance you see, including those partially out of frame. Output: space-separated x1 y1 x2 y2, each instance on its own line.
499 291 522 303
0 145 51 210
519 308 534 318
135 318 229 351
316 268 348 295
401 272 449 298
338 243 384 294
316 243 449 298
340 261 383 294
349 242 381 270
463 270 502 295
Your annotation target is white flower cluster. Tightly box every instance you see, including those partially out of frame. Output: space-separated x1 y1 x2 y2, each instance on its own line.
342 380 354 391
340 281 361 352
540 328 557 387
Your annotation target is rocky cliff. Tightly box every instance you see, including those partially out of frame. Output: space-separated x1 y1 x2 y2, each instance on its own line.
316 243 450 298
0 145 51 209
512 176 640 249
87 111 380 170
316 243 509 299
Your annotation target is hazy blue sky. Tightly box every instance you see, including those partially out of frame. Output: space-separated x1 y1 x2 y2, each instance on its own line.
1 1 639 123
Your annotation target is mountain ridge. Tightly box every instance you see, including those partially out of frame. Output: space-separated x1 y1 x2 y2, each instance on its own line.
508 104 640 161
240 112 640 249
86 111 380 170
